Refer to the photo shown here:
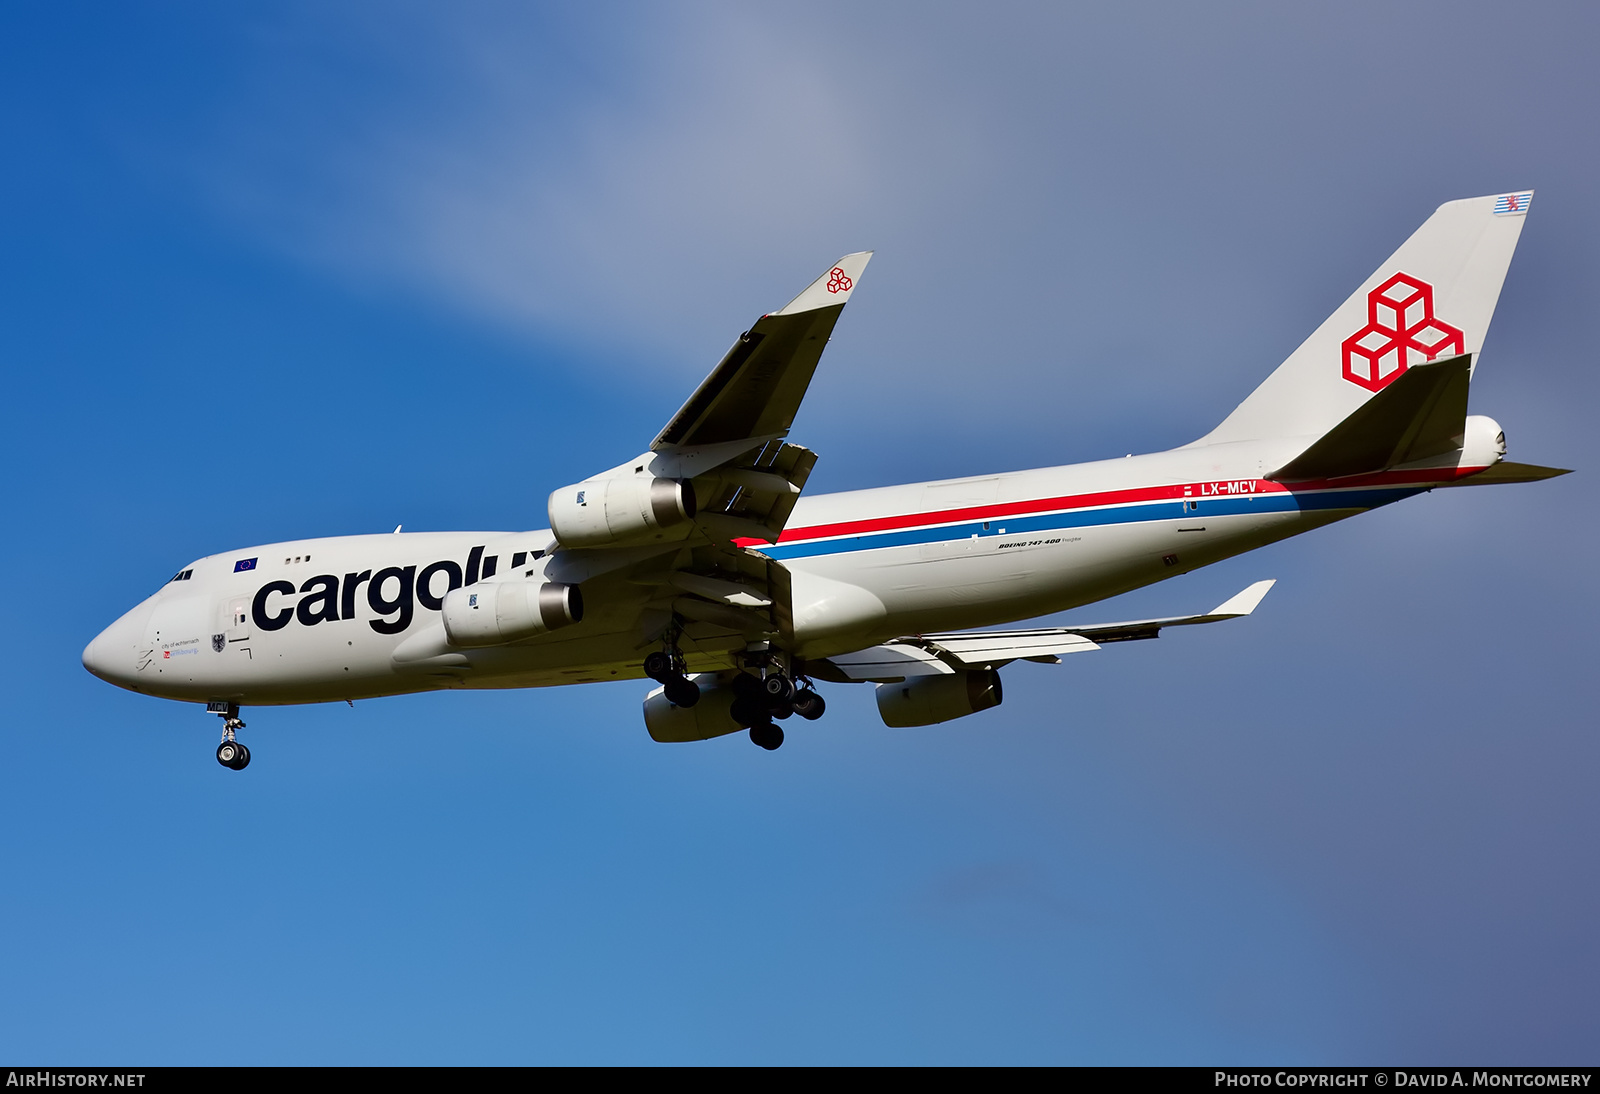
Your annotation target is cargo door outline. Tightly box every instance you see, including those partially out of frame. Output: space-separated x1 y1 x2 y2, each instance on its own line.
224 596 252 658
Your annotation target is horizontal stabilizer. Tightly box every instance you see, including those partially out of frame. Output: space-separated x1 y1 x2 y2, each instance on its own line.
1448 461 1573 486
1270 355 1470 481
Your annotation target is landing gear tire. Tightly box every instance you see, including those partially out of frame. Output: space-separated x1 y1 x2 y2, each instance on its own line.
663 676 700 708
792 689 826 721
729 673 765 727
643 650 674 683
762 673 795 704
749 722 784 751
216 741 250 770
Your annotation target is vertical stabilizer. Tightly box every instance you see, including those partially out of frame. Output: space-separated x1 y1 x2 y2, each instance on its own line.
1193 192 1531 447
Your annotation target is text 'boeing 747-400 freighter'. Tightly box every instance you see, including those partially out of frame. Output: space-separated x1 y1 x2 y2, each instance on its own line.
83 192 1568 767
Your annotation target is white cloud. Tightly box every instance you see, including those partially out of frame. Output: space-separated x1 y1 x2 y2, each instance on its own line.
180 3 1600 462
195 6 1002 374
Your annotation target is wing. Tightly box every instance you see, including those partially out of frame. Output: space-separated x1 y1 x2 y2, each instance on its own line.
647 253 873 547
553 251 872 549
542 254 873 660
810 581 1275 680
997 578 1278 646
654 252 873 449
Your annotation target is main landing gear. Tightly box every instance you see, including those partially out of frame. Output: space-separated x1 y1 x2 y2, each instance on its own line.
644 648 700 708
749 721 785 751
208 701 250 770
729 652 826 752
641 640 826 752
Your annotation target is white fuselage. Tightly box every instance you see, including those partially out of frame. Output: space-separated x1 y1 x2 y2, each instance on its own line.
81 437 1458 708
80 192 1544 718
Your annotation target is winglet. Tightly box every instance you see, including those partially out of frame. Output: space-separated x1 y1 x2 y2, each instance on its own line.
773 252 873 316
1208 579 1276 619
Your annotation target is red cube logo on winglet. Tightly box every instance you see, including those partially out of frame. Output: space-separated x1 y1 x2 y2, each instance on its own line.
1340 272 1464 392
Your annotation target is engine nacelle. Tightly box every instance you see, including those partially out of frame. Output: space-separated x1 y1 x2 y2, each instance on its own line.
548 475 696 549
643 674 746 743
441 580 582 648
876 669 1003 728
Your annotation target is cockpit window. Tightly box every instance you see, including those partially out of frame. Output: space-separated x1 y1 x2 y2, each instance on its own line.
168 568 194 584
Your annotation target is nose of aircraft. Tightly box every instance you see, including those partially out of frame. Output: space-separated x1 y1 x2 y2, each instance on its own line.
82 600 156 690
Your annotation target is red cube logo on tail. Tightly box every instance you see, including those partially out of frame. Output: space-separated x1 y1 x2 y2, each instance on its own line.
1340 272 1464 392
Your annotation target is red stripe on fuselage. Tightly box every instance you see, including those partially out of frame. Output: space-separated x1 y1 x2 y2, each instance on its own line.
731 465 1492 549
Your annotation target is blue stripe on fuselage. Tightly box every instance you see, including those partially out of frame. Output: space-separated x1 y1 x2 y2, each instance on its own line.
758 486 1425 561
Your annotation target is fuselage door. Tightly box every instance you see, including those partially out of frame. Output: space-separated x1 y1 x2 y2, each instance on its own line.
224 596 251 644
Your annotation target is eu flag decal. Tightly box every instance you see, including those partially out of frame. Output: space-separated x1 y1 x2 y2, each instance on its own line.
233 558 258 573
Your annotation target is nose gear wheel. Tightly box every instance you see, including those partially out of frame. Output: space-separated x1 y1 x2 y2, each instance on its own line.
209 702 251 770
216 741 251 770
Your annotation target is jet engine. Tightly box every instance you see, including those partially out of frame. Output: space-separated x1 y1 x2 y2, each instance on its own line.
875 669 1003 728
643 674 746 743
548 475 696 548
441 580 583 647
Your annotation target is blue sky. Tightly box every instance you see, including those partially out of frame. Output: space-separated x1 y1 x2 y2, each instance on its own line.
2 2 1595 1063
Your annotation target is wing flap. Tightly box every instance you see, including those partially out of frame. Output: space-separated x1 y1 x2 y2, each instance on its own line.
914 580 1276 657
813 581 1274 679
693 439 817 544
633 542 797 650
825 643 955 681
926 632 1100 666
1057 579 1277 642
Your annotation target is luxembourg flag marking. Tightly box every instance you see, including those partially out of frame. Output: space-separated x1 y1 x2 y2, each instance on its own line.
1493 192 1533 216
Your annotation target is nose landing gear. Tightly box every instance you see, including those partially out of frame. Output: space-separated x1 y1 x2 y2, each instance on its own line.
207 701 250 770
216 739 251 770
